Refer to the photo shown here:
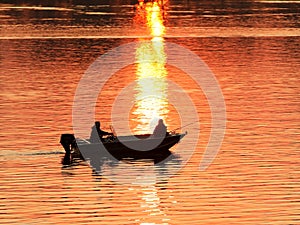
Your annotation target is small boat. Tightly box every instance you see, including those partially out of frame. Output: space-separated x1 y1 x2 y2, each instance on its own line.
60 132 186 162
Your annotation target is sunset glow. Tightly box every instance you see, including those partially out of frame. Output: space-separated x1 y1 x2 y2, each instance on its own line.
145 2 165 37
1 0 300 224
133 0 168 133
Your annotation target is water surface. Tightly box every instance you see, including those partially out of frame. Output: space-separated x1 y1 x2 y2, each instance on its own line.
0 0 300 224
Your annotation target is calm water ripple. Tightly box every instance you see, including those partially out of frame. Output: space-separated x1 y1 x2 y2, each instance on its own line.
1 0 300 224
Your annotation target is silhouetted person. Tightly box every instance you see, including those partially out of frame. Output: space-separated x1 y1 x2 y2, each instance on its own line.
153 119 167 137
60 134 75 154
90 121 113 142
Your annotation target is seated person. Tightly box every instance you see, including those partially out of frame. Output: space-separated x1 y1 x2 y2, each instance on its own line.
60 134 75 154
153 119 167 137
90 121 113 142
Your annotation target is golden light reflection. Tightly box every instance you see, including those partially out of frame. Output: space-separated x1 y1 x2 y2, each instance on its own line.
133 167 169 225
145 1 165 37
133 0 169 134
140 183 169 224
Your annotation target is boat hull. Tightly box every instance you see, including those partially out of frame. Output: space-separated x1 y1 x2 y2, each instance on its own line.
73 133 185 161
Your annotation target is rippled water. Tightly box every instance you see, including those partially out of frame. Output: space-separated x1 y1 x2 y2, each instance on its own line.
1 0 300 224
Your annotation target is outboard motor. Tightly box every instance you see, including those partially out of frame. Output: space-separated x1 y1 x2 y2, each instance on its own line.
60 134 75 154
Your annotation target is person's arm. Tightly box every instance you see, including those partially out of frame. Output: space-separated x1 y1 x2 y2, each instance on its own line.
99 130 113 136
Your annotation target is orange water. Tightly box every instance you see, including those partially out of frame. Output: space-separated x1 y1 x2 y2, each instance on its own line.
1 1 300 224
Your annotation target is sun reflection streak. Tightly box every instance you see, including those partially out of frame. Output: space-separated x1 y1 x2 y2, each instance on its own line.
133 0 169 134
132 166 170 225
146 1 165 37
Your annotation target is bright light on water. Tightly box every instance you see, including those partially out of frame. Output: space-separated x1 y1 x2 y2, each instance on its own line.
133 1 169 133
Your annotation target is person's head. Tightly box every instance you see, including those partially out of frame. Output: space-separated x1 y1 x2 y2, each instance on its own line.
158 119 163 124
95 121 100 128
